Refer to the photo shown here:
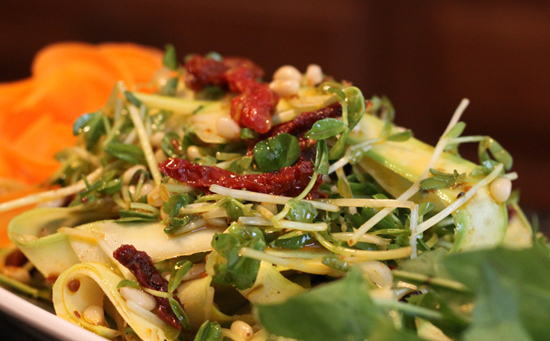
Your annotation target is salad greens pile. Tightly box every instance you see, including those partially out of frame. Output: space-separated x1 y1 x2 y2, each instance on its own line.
0 44 546 341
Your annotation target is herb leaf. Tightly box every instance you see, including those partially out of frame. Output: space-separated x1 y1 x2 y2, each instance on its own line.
304 118 346 140
253 133 300 172
257 267 420 341
211 224 265 290
344 86 366 130
163 44 178 71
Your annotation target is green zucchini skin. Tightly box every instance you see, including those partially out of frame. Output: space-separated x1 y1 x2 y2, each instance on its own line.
352 114 507 252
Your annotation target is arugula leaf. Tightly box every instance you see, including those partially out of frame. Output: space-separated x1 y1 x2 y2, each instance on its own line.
253 133 300 172
257 267 420 341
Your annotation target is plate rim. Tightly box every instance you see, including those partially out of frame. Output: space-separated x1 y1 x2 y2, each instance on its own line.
0 285 107 341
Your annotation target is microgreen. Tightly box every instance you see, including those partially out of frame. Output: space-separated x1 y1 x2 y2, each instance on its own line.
211 223 265 290
420 169 467 190
304 118 346 140
253 133 300 172
163 44 179 71
105 142 146 165
73 112 106 150
286 199 318 223
161 132 184 158
194 321 222 341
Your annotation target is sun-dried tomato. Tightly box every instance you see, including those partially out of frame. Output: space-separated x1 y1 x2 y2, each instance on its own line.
246 103 343 156
184 55 228 92
113 244 183 330
160 158 323 198
183 55 278 133
183 55 264 92
267 103 342 138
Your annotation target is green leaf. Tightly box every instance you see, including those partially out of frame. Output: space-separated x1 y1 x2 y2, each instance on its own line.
118 210 158 222
257 267 419 341
314 139 329 175
168 260 193 293
240 127 258 140
73 112 106 150
163 44 178 71
286 199 318 223
116 279 140 289
487 138 513 171
304 118 346 140
443 247 550 341
211 224 266 290
328 129 349 160
124 91 143 107
322 255 349 272
253 133 300 172
344 86 366 130
445 121 466 139
105 142 146 165
273 232 313 249
386 130 413 142
224 199 244 220
228 156 253 174
169 297 191 330
194 321 222 341
161 77 179 96
161 132 184 158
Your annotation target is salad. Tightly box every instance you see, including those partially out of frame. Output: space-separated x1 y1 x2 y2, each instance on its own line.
0 44 548 341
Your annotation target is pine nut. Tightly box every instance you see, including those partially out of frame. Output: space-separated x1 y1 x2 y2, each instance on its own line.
305 64 323 86
269 79 300 97
216 117 241 140
186 146 202 161
230 320 254 340
150 132 164 148
490 177 512 204
83 305 106 326
358 261 393 288
273 65 302 82
119 286 157 311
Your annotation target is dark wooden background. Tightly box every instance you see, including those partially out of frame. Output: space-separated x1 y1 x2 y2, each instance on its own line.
1 1 549 218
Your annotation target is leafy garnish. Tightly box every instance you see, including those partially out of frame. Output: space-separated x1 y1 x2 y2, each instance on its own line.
253 133 300 172
212 224 265 290
420 169 466 190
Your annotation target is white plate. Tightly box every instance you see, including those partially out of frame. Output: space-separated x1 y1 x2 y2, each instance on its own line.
0 286 106 341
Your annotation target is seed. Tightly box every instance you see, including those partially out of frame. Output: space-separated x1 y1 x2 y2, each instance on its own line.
490 177 512 204
305 64 323 86
216 117 241 140
83 305 106 326
357 261 393 288
273 65 302 82
230 320 254 340
67 278 81 292
186 146 203 161
269 79 300 97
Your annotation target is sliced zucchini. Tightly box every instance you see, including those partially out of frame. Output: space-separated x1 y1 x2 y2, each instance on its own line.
350 114 508 251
